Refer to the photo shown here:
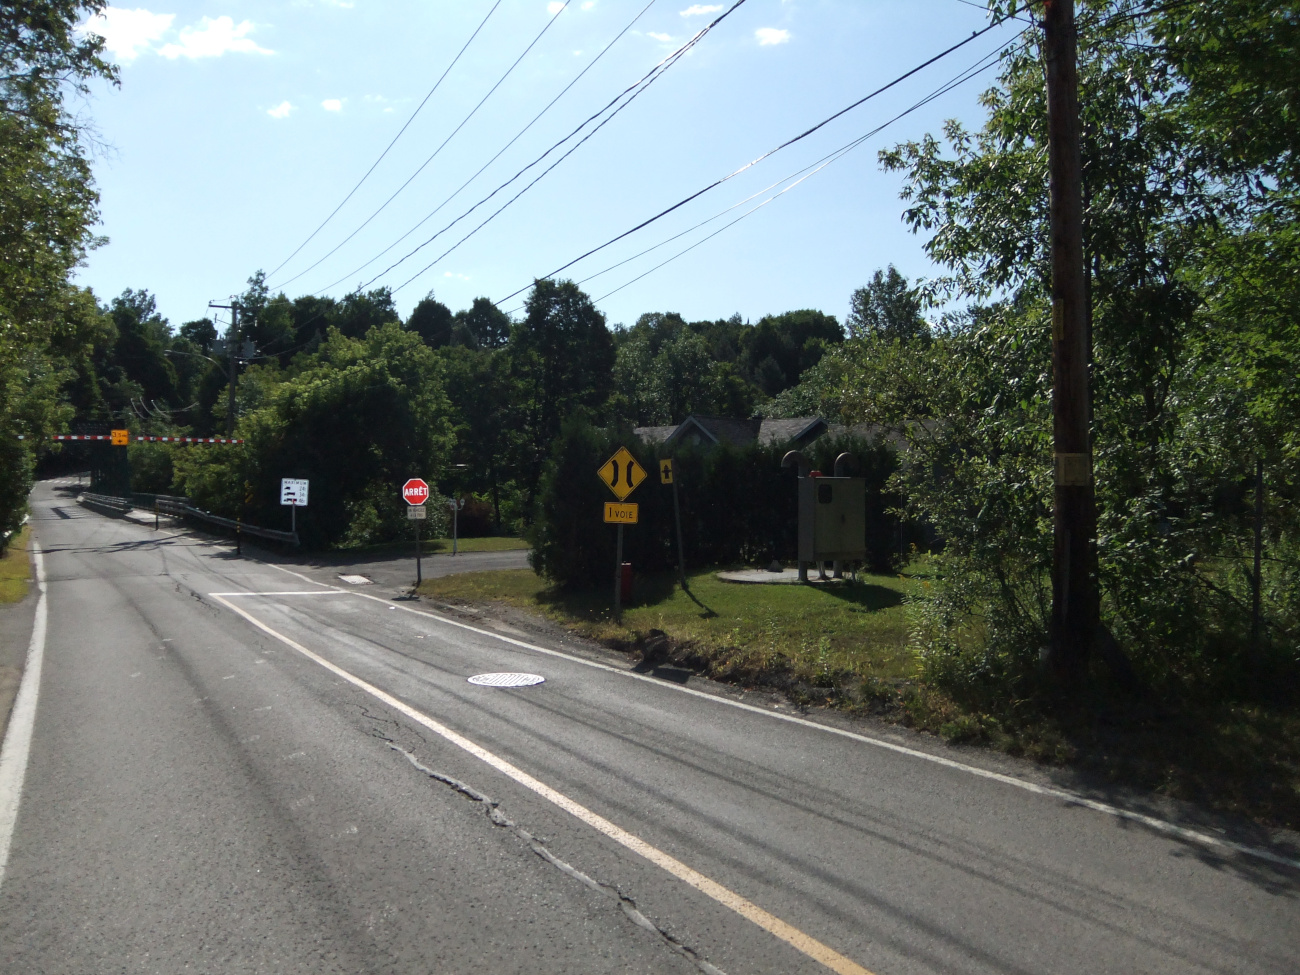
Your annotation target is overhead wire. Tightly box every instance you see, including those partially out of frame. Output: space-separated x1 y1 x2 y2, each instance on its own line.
270 0 573 292
350 0 752 298
266 0 504 281
586 29 1027 306
495 28 1019 315
309 0 661 298
493 14 1011 306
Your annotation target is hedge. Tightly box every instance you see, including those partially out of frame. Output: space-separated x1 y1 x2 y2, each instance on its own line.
529 418 906 589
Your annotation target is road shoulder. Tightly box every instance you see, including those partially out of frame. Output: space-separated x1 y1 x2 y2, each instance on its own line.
0 544 36 748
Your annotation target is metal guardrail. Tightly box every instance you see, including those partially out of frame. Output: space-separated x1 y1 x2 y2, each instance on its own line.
79 492 133 513
79 492 299 546
154 497 300 546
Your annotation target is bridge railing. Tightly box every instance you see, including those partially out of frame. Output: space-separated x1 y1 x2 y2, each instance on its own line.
79 492 299 546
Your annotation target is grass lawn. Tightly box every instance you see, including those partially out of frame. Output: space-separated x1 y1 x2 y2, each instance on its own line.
419 563 930 692
335 536 530 557
0 527 31 604
425 536 530 554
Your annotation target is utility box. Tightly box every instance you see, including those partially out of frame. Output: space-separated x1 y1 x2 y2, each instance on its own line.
798 476 866 563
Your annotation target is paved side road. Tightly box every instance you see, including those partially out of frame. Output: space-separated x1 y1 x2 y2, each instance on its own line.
1 480 1297 974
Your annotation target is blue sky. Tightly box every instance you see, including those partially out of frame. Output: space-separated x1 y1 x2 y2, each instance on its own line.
73 1 1018 331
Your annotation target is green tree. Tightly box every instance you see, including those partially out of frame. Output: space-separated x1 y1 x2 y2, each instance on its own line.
739 309 843 395
440 346 517 530
105 289 178 408
508 279 615 512
406 293 455 348
454 296 512 349
846 266 929 343
867 0 1300 697
174 324 454 548
0 1 116 540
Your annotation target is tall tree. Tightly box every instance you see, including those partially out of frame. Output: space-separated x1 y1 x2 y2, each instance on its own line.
0 1 116 541
509 279 615 511
454 297 512 349
846 266 929 343
406 293 455 348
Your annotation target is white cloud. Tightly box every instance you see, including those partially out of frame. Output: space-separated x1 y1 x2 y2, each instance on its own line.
755 27 791 46
443 272 470 282
647 32 673 42
267 101 294 119
158 16 272 59
547 2 565 14
321 98 343 111
82 7 175 62
680 4 722 15
581 1 596 9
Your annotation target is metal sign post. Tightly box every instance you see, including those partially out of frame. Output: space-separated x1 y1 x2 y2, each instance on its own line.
448 497 466 555
403 478 430 586
661 458 687 591
614 525 624 616
598 447 646 619
280 478 309 534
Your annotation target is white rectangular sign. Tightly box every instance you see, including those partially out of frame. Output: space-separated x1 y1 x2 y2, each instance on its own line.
280 478 309 506
406 505 427 520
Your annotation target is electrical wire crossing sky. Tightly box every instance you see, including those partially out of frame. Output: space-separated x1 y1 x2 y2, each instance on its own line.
76 1 1023 329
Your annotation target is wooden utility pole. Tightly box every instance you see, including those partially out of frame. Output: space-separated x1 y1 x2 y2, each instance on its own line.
208 300 241 438
1042 0 1098 685
227 303 239 438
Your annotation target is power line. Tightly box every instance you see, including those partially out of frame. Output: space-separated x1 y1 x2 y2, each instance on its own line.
266 0 504 282
587 32 1024 306
270 1 573 293
353 0 752 298
495 15 1012 306
309 0 661 298
496 31 1015 315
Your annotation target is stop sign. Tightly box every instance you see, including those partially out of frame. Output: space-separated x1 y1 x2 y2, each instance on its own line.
402 478 430 505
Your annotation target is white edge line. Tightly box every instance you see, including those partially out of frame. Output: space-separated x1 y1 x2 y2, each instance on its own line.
253 561 1300 872
0 540 47 890
209 591 874 975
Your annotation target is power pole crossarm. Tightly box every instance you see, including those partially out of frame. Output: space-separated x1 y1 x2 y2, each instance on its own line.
1042 0 1098 685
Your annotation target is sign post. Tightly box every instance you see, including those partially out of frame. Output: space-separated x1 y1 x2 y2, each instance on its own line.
660 458 687 591
598 447 646 618
280 478 309 534
403 478 430 586
448 497 466 555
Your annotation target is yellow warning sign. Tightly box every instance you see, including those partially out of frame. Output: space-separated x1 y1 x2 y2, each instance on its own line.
603 502 638 524
659 458 673 484
597 446 645 501
110 428 130 446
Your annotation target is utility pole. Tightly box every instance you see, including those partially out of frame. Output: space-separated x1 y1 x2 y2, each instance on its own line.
1042 0 1098 686
209 301 241 437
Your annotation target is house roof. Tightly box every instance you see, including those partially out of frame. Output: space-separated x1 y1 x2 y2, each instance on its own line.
758 417 827 447
632 425 678 445
633 415 828 450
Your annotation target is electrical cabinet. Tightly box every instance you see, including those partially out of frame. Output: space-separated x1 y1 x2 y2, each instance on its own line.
797 476 866 563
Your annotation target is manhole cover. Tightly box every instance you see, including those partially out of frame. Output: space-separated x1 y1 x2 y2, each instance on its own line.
467 672 545 688
338 574 372 585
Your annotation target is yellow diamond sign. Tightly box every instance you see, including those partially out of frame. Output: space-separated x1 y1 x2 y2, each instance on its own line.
597 446 645 501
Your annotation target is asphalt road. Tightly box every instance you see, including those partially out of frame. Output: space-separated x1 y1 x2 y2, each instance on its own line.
1 481 1296 974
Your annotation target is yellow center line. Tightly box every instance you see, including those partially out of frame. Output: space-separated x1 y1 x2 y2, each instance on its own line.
211 593 874 975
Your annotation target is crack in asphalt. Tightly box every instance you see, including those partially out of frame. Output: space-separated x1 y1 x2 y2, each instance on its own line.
390 745 728 975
